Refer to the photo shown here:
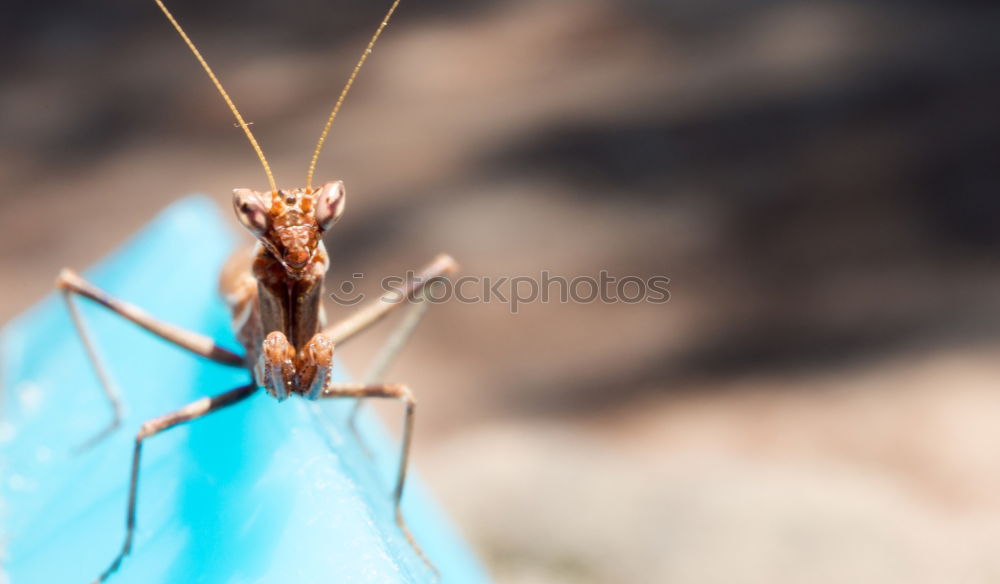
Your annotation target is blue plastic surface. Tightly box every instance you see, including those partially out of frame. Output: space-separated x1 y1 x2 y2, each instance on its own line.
0 197 488 584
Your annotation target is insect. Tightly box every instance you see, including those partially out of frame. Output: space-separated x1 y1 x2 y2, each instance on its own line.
54 0 455 581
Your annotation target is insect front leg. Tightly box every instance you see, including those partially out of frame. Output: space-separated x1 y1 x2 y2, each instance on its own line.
298 333 336 400
56 269 244 451
94 383 257 584
258 331 296 400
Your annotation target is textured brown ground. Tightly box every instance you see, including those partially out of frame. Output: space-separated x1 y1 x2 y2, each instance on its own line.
3 0 1000 581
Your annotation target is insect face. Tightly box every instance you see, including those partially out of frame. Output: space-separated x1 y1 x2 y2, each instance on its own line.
233 181 346 273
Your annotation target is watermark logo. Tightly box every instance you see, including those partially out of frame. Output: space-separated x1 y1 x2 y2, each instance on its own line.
330 270 670 314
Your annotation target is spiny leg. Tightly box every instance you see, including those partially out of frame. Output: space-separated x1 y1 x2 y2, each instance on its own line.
259 331 295 401
57 269 244 451
94 383 257 584
257 331 336 401
321 383 437 578
299 333 336 400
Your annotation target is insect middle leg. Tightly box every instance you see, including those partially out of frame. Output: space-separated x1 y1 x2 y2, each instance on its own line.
322 253 457 345
94 383 257 584
320 382 437 577
322 254 455 445
348 290 433 453
57 269 244 450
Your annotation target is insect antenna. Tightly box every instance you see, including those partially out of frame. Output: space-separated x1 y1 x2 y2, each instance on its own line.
153 0 279 194
305 0 403 192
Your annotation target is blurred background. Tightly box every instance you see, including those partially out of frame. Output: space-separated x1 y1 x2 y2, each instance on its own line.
3 0 1000 581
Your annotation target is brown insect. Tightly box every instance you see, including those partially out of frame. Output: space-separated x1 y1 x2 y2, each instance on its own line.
54 0 455 581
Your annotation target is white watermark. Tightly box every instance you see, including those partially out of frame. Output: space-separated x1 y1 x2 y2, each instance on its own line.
330 270 670 314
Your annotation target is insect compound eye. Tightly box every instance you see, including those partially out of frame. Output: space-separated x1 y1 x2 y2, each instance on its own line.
233 188 271 235
315 181 346 232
